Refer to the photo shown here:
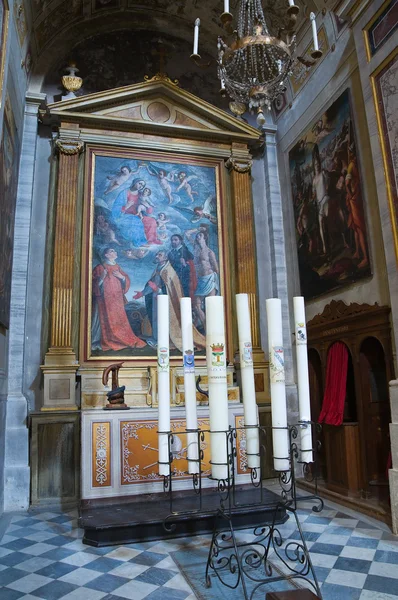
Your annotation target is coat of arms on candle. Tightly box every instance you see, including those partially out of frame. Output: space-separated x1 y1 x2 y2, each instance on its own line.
270 346 285 384
242 341 253 366
183 349 195 373
211 343 225 366
158 346 169 371
296 322 307 345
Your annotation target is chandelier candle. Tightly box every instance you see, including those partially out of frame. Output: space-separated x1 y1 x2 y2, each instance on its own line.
266 299 290 472
192 18 200 56
310 12 319 52
206 296 229 480
236 294 260 469
181 297 199 474
293 297 313 463
223 0 229 13
157 294 170 477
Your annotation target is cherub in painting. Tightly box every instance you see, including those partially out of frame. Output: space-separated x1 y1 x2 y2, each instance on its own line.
176 171 199 202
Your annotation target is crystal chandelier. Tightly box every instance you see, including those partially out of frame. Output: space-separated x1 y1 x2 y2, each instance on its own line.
191 0 322 122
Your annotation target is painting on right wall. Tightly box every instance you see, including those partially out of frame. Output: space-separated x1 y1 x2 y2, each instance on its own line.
289 89 371 300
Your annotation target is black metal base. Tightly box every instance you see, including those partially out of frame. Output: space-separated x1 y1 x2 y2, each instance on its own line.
80 487 287 547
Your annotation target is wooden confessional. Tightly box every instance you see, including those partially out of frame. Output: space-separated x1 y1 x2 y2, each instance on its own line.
307 301 394 509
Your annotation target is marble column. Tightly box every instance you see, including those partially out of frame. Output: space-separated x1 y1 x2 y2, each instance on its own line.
42 132 83 410
262 130 296 416
5 92 46 511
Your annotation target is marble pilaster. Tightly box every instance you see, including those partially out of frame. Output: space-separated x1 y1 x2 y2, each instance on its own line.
5 92 46 511
261 129 297 419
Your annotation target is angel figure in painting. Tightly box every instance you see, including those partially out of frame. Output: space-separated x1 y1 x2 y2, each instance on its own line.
176 171 199 202
143 163 178 204
104 165 134 195
173 194 217 225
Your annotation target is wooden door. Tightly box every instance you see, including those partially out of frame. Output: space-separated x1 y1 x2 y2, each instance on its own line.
359 337 391 500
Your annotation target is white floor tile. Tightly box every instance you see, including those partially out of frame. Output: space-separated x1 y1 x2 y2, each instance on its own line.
24 531 59 542
155 556 179 571
61 589 107 600
308 552 338 569
369 561 398 579
60 551 99 567
330 518 359 528
15 556 55 572
110 562 150 579
111 579 157 599
351 528 384 539
105 547 142 561
325 568 367 589
316 533 351 545
0 534 17 545
34 512 61 521
59 567 102 585
164 573 194 592
340 546 376 561
378 540 398 553
6 573 54 593
0 546 13 557
359 591 398 600
302 523 328 533
20 542 57 556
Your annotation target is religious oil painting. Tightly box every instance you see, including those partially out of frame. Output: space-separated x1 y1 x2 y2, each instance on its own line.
289 89 371 300
0 0 9 103
83 147 225 362
364 0 398 60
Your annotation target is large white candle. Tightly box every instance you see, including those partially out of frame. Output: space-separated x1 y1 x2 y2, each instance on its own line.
236 294 260 469
181 298 199 474
310 13 319 52
158 294 170 477
193 18 200 55
206 296 229 480
293 297 313 463
266 299 290 472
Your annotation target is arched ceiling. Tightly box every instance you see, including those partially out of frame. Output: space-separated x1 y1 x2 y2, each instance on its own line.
28 0 317 100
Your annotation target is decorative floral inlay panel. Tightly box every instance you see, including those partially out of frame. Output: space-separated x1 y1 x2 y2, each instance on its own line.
92 421 111 487
120 418 210 484
235 415 248 474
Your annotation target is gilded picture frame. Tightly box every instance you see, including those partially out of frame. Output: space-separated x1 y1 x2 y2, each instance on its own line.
0 0 9 107
81 145 231 366
363 0 398 62
370 47 398 263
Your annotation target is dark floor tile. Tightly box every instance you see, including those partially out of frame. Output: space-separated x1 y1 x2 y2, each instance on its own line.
40 547 76 561
320 582 362 600
35 562 78 579
334 556 372 574
130 551 172 567
0 589 25 600
363 574 398 595
30 580 78 600
84 546 115 556
136 567 176 586
0 552 31 567
346 537 379 549
309 543 344 556
85 556 124 573
305 516 332 525
289 531 321 542
42 535 72 547
374 549 398 564
0 567 29 585
145 588 190 600
85 573 130 593
2 538 37 551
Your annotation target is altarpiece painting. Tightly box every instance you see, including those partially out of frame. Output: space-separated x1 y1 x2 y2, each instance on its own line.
289 89 371 299
82 147 227 362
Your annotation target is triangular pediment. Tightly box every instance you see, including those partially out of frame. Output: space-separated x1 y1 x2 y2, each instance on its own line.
47 75 260 144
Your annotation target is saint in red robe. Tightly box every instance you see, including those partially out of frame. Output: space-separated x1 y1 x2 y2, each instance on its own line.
93 262 146 351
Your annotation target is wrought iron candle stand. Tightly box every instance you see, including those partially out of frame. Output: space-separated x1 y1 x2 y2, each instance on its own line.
161 422 324 599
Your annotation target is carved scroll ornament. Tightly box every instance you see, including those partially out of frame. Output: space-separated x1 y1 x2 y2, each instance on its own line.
54 138 84 155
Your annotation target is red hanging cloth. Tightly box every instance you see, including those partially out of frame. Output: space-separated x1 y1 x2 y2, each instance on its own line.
318 341 349 426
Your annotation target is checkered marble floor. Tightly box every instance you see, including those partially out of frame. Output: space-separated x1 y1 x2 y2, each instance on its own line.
0 499 397 600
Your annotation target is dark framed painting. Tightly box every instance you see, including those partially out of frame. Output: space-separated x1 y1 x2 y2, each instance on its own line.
364 0 398 61
289 89 371 300
81 146 230 364
371 48 398 264
0 90 21 328
0 0 9 105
